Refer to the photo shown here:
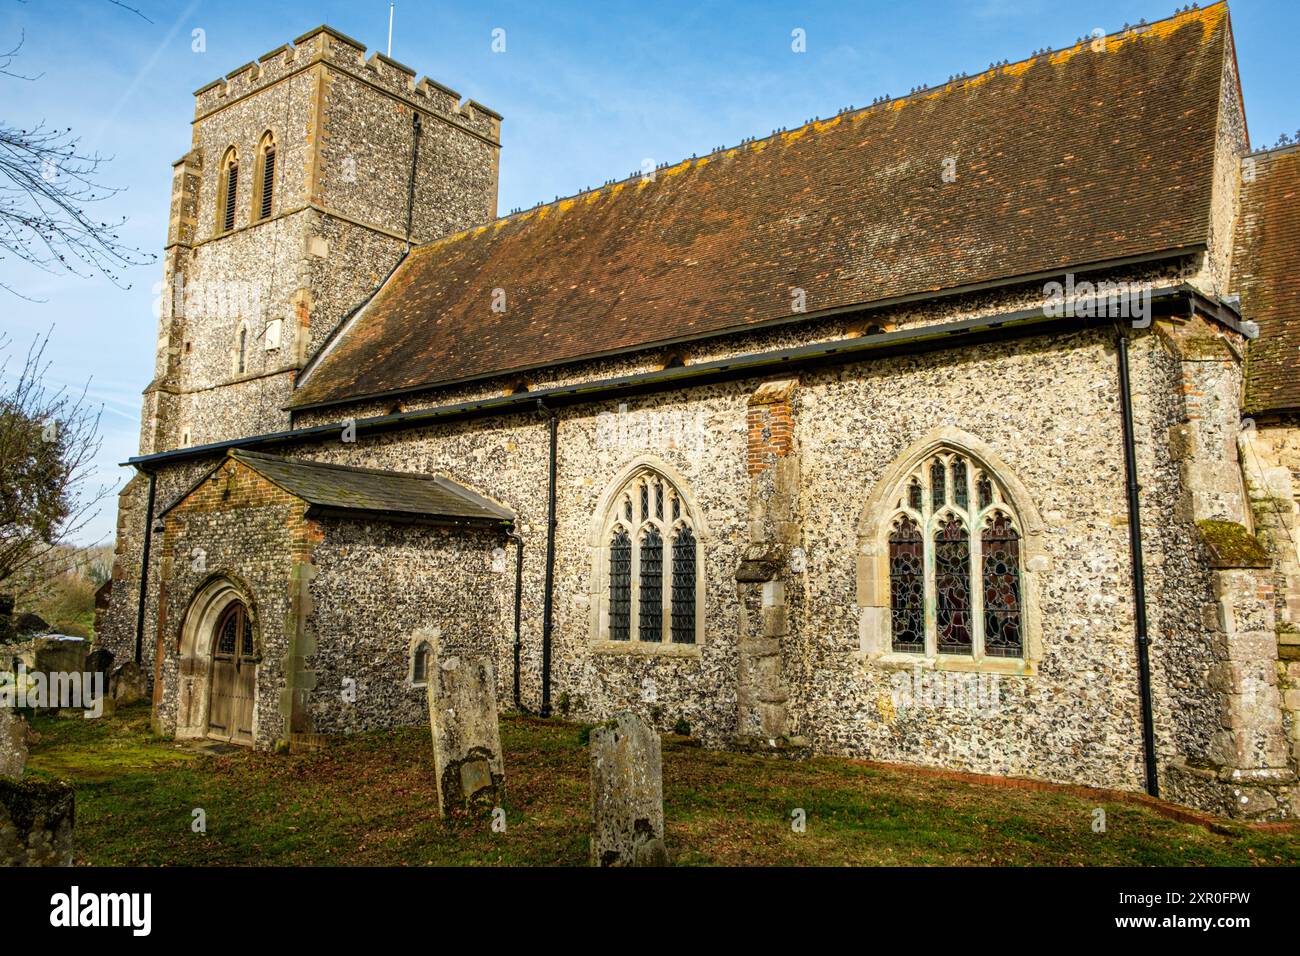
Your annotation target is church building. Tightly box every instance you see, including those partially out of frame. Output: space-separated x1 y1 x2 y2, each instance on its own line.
98 4 1300 821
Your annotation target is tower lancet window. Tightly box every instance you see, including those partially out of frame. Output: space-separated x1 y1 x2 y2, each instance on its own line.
254 132 276 222
218 147 239 234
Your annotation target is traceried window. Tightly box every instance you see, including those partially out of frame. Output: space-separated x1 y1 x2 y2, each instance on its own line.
886 449 1024 659
253 132 276 221
217 147 239 233
598 467 702 645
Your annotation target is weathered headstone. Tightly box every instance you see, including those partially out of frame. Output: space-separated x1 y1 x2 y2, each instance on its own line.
0 779 74 866
111 660 148 706
84 647 115 717
32 636 86 679
0 707 26 780
86 646 114 681
589 711 669 866
426 646 504 816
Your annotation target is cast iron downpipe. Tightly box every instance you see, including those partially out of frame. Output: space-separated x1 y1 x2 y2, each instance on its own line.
133 470 158 665
506 528 525 711
1115 331 1160 798
404 111 423 249
537 400 558 717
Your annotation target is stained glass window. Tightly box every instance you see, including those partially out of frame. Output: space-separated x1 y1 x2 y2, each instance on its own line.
952 459 968 510
977 474 993 510
624 497 633 522
671 527 696 643
931 459 946 510
639 527 663 641
908 478 923 511
934 516 973 654
610 529 632 641
982 513 1023 657
888 516 925 653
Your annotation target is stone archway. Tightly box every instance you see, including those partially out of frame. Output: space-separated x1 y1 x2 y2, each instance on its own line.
175 576 259 743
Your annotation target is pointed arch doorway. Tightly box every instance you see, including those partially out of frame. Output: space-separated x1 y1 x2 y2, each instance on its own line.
207 601 257 744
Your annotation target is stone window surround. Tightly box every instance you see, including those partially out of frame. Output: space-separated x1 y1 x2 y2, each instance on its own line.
587 455 707 657
173 573 263 741
408 628 439 687
856 426 1049 676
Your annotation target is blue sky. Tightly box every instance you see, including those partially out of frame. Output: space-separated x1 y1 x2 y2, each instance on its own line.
1 0 1296 545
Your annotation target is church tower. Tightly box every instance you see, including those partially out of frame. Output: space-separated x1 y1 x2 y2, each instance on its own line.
141 25 501 453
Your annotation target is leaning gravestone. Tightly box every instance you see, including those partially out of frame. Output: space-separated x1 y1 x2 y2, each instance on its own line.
426 647 504 816
0 779 74 866
0 706 26 780
589 711 669 866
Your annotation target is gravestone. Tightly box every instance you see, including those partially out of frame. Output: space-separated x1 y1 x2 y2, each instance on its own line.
85 646 114 682
589 711 669 866
425 646 504 816
32 636 85 678
0 707 25 780
111 661 148 706
0 779 74 866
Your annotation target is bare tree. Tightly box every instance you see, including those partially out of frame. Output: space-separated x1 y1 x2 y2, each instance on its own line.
0 32 155 298
0 330 109 603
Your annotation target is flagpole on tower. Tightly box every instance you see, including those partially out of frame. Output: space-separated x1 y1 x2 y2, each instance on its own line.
387 2 395 57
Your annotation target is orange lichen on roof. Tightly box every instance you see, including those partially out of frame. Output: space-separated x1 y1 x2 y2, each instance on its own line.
291 3 1234 411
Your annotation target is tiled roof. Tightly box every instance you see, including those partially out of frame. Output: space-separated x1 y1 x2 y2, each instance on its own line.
1236 145 1300 413
290 5 1233 411
231 450 513 523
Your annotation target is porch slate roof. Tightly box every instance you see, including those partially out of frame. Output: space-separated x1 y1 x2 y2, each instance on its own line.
229 450 513 524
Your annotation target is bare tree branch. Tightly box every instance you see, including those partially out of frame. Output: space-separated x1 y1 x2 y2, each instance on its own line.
0 329 111 602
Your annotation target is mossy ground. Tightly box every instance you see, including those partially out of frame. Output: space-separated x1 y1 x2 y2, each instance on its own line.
23 704 1300 866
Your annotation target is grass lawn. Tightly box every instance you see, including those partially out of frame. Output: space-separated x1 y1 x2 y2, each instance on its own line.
22 704 1300 866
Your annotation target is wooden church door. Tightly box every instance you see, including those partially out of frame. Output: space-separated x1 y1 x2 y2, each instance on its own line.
208 602 257 745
